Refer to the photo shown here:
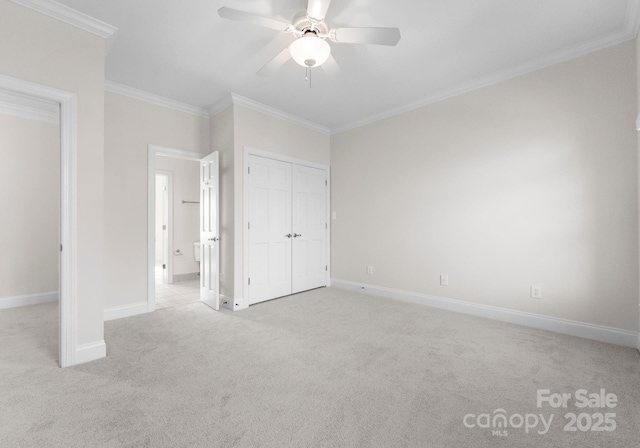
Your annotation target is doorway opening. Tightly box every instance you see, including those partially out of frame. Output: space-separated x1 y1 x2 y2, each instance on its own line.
153 162 199 310
147 145 220 312
0 74 78 368
0 90 60 365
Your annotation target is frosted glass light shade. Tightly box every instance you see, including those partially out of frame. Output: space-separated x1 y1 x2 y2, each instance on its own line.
290 35 331 68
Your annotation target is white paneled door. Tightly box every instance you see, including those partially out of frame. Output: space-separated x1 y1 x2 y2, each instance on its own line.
247 154 328 305
159 175 170 284
292 164 327 293
200 151 220 310
247 156 293 304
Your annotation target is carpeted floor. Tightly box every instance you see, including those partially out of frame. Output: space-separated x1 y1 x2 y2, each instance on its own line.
1 287 639 447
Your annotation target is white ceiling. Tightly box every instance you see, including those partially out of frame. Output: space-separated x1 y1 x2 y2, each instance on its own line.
54 0 639 132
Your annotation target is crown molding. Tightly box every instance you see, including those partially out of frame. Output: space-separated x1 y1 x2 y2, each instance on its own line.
9 0 118 44
105 81 210 118
207 96 234 117
208 93 330 134
230 93 331 135
332 26 637 134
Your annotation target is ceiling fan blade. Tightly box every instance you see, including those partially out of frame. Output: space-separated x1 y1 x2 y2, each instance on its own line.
218 7 292 32
307 0 332 21
257 47 292 77
330 27 401 46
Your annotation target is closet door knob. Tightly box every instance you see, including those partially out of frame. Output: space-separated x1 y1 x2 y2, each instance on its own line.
285 233 292 238
293 233 302 238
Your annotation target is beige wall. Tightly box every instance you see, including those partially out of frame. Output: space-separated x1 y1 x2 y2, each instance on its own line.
0 0 106 345
0 113 59 298
155 156 200 276
104 91 209 308
234 105 331 167
331 41 638 332
210 106 235 298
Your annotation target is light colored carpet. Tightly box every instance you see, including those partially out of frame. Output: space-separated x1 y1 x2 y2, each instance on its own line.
1 287 639 447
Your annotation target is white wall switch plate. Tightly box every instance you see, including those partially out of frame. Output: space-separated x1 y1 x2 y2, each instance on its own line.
440 275 449 286
366 266 373 275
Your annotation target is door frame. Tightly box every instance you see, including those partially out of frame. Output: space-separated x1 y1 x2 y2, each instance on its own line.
147 145 206 312
0 74 78 368
242 146 331 308
155 170 173 284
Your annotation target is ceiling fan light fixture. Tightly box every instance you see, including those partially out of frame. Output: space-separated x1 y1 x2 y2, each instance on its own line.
290 34 331 68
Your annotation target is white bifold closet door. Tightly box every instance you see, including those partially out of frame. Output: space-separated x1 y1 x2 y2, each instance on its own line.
247 154 327 305
248 156 293 302
291 164 327 293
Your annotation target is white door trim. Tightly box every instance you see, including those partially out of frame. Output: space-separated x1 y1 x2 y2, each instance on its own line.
147 145 206 312
242 146 331 307
0 74 78 368
244 146 329 171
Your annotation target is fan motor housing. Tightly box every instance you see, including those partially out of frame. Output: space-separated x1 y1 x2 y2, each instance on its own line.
292 13 329 38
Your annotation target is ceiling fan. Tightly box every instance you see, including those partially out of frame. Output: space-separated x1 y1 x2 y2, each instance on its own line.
218 0 401 77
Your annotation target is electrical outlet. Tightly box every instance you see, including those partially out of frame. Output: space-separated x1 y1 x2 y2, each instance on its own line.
440 275 449 286
332 211 337 220
530 285 542 299
366 266 373 275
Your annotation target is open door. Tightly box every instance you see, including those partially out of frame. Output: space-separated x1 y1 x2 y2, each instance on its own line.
159 174 170 284
200 151 220 310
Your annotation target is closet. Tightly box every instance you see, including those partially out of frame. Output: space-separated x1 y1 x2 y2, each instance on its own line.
246 152 329 305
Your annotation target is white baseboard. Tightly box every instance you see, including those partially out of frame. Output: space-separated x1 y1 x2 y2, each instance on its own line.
233 296 248 311
217 295 248 311
201 295 248 311
75 340 106 365
0 291 59 309
331 279 639 348
104 301 148 321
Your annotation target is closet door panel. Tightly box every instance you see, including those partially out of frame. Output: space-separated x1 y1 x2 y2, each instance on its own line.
292 164 327 293
248 156 292 304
